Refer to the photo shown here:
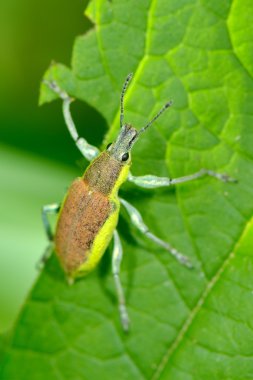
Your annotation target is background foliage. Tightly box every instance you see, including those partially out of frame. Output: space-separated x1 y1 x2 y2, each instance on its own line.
0 0 103 332
1 0 253 379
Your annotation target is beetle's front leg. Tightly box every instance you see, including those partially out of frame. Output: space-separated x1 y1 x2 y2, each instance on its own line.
128 169 236 189
39 203 61 269
120 198 193 268
112 230 130 332
43 80 100 161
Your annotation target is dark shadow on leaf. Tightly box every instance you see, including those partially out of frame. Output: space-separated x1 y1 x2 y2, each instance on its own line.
98 246 111 279
71 100 108 147
97 214 139 307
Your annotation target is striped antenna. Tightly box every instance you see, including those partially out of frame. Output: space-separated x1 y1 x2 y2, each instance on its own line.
120 73 133 128
138 100 173 136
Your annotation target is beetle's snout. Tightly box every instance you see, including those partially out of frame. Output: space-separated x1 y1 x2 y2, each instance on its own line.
121 124 138 148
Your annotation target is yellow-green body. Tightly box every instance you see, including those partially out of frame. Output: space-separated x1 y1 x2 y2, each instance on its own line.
54 151 130 279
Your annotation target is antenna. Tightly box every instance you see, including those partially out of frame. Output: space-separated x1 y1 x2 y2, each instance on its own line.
138 100 173 136
120 73 133 128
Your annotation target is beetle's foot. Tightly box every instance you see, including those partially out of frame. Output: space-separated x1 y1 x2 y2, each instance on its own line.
218 173 238 183
202 169 238 184
120 304 130 333
43 80 74 102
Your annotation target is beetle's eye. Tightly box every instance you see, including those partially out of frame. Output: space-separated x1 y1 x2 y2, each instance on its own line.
106 143 112 150
121 152 129 162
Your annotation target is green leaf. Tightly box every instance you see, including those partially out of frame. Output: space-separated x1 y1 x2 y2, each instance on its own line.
2 0 253 379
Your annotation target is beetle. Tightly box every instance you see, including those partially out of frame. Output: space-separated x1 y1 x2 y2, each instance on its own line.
42 73 235 331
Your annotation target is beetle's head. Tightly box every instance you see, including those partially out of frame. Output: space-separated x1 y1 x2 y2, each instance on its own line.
107 73 172 165
106 124 137 164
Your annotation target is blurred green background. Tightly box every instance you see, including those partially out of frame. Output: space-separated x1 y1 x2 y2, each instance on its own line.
0 0 108 333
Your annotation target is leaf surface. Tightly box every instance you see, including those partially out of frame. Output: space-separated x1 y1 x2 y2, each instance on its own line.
2 0 253 379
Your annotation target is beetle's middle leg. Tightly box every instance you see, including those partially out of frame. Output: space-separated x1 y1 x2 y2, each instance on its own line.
42 203 60 241
43 80 100 161
120 198 193 268
112 230 130 332
128 169 237 189
39 203 60 269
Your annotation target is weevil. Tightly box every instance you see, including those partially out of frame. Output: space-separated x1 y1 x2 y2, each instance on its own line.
42 73 236 331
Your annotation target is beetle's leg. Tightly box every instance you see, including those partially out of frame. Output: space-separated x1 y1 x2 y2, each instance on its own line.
39 203 60 269
42 203 60 241
43 80 100 161
38 242 54 270
112 230 130 332
128 169 237 189
120 198 193 268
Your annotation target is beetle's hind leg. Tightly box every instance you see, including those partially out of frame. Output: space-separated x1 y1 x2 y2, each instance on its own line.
120 198 193 269
38 203 60 269
112 230 130 332
43 80 100 161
